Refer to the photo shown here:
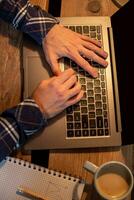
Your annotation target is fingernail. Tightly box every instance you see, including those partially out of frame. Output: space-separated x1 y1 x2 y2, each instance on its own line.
105 52 108 57
104 61 108 67
93 73 98 78
92 70 98 78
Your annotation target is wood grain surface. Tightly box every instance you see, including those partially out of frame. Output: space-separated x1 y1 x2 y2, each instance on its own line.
61 0 128 17
0 0 48 112
0 0 49 162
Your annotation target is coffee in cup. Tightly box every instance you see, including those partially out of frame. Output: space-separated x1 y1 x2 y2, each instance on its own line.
84 161 133 200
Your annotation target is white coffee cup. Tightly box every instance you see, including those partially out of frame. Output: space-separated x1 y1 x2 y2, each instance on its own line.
84 161 133 200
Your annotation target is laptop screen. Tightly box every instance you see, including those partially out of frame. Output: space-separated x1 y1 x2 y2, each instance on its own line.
111 0 134 145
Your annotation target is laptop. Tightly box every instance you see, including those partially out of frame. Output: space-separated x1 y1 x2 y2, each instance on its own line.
23 0 133 150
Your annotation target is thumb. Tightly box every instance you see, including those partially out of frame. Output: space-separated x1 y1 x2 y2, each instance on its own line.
50 58 62 76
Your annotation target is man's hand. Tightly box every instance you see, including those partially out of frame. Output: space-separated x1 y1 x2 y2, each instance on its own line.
42 24 108 78
32 68 83 119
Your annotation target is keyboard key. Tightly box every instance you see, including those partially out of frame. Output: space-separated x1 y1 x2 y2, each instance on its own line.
67 130 74 137
103 111 107 117
98 129 104 136
83 26 89 34
100 68 104 74
66 106 73 114
105 129 109 135
96 109 102 115
82 115 88 128
88 104 95 110
69 26 75 31
90 31 96 38
94 79 100 86
83 92 87 98
74 112 81 121
97 34 101 40
97 116 103 128
87 90 94 96
90 26 96 31
80 78 86 84
67 123 74 129
89 119 96 128
95 94 101 100
87 82 93 89
75 130 81 137
101 82 105 88
81 107 88 113
67 115 73 121
102 89 106 95
75 122 81 129
81 85 86 91
101 75 105 81
76 26 82 33
90 129 96 136
102 96 106 103
73 104 80 111
96 101 102 108
88 97 94 103
95 87 101 93
89 112 95 118
82 130 89 136
104 118 108 128
97 26 101 33
103 104 107 110
81 100 87 106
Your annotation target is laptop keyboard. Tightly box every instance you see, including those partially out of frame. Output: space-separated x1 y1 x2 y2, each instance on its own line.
64 25 109 138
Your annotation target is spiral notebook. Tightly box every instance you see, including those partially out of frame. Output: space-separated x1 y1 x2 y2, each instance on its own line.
0 157 85 200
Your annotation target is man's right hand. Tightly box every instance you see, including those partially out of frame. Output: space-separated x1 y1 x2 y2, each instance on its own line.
43 24 108 78
32 68 84 119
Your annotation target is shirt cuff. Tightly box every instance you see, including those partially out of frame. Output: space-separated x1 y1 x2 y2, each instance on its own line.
0 98 47 161
20 4 59 45
1 98 47 145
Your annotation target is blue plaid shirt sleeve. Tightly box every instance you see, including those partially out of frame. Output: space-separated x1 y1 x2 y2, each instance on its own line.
0 1 58 161
0 0 58 161
0 0 59 45
0 99 46 162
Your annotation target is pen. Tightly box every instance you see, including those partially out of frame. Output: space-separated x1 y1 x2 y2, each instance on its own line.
17 186 47 200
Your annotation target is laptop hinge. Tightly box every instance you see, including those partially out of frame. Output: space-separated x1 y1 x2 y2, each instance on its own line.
107 27 122 133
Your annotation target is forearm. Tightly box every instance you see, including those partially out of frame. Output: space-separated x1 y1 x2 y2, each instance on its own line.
0 98 47 162
0 0 59 45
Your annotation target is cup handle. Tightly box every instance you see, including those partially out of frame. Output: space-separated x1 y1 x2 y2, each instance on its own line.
84 161 98 174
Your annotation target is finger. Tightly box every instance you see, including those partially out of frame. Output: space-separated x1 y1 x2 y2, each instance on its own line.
73 31 101 47
80 47 108 67
82 41 108 59
63 74 77 90
49 56 62 76
69 51 98 78
67 82 82 99
66 90 84 107
80 34 102 47
57 68 75 84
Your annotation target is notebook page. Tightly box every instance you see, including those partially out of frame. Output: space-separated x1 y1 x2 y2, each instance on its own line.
0 157 85 200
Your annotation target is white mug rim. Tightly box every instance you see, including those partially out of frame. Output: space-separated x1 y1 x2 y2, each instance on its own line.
94 161 134 200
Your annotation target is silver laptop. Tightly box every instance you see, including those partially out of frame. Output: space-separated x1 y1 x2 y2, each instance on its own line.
23 1 133 150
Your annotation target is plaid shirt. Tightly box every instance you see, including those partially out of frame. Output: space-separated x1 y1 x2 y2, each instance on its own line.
0 0 59 162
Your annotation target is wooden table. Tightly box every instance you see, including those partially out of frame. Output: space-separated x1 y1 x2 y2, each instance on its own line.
0 0 133 199
0 0 48 112
0 0 49 162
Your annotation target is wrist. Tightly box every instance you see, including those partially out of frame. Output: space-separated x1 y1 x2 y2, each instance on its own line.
32 95 49 120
